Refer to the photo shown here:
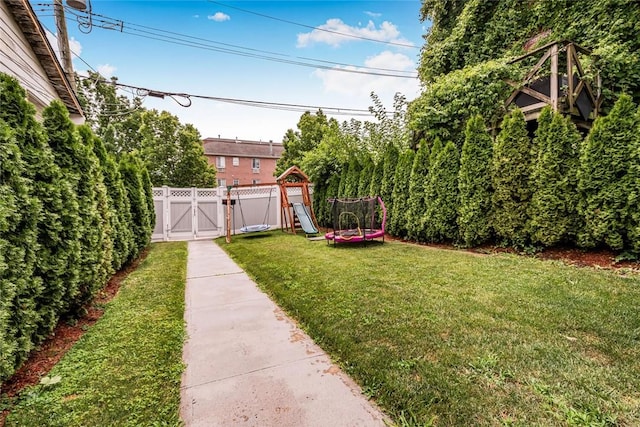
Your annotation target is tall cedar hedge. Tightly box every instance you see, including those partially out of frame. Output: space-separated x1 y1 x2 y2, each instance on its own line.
388 149 415 237
405 140 430 241
422 141 460 242
577 94 639 250
1 78 83 351
457 115 493 247
357 154 374 197
91 129 135 271
119 153 152 259
342 157 361 198
0 120 40 381
368 159 383 199
629 107 640 253
529 108 581 247
491 109 532 248
379 144 399 230
0 74 152 381
43 101 105 313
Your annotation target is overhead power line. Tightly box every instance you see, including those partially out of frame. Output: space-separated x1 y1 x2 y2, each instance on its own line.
207 0 419 49
33 2 419 79
77 76 387 117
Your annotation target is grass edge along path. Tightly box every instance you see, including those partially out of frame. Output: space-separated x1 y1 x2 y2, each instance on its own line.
5 242 188 427
219 232 640 426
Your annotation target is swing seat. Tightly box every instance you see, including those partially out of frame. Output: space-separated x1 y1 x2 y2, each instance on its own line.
240 224 271 233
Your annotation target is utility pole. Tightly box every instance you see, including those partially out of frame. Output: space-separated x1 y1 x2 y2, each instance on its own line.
53 0 76 91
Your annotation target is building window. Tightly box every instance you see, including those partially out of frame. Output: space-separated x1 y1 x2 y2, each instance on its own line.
252 158 260 172
232 157 239 166
217 178 226 187
233 179 240 186
216 156 226 171
252 179 261 185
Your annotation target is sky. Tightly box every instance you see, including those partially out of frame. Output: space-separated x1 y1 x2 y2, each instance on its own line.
34 0 427 143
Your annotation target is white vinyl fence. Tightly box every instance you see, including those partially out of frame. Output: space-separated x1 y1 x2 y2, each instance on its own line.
152 185 308 242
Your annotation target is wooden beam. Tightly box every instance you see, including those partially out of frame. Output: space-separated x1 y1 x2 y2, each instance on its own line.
519 102 548 113
550 43 559 110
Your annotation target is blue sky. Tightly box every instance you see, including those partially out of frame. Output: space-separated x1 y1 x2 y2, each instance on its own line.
35 1 427 142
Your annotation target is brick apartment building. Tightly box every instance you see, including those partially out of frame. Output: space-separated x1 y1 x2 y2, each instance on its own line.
202 137 285 187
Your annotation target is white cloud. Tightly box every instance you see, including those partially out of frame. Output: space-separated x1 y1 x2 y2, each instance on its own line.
297 19 413 48
97 64 117 78
45 29 84 67
365 11 382 18
313 51 420 100
208 12 230 22
193 14 200 18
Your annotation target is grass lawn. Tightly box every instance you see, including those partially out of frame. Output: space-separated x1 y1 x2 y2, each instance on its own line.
5 242 187 427
220 232 640 426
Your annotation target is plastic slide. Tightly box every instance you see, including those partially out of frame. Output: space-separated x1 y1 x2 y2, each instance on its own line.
292 203 318 234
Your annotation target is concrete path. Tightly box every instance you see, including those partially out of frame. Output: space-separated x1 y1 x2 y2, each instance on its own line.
180 240 389 427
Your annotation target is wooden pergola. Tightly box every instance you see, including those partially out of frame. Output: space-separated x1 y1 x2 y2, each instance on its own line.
276 166 318 234
505 40 602 130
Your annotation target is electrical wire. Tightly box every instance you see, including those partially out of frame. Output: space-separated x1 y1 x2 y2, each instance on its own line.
207 0 419 49
33 2 419 79
76 75 387 117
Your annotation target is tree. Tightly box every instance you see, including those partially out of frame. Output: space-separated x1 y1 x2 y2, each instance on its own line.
0 76 84 349
578 94 638 250
423 141 460 242
43 101 106 312
380 144 400 207
491 109 532 248
0 119 40 381
119 153 152 258
77 72 216 186
529 108 582 247
341 157 361 198
457 115 493 247
276 110 328 175
388 149 415 237
171 124 216 187
91 130 135 271
357 154 374 197
405 140 430 241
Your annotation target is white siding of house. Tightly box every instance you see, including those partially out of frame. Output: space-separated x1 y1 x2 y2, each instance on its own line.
0 3 82 123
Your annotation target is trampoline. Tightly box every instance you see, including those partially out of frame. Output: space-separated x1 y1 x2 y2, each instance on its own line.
325 196 386 244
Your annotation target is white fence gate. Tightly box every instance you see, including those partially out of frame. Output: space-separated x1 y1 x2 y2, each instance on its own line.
152 186 309 242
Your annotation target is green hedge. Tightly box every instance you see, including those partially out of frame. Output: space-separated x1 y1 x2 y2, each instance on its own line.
0 74 153 382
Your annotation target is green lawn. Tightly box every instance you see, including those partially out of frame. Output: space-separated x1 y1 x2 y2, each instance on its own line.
5 242 187 427
220 232 640 426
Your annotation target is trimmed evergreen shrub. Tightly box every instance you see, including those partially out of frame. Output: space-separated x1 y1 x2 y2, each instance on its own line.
91 130 134 271
369 160 383 198
78 125 114 284
628 106 640 253
342 157 361 198
405 140 430 241
1 78 83 348
423 141 460 242
337 161 349 198
578 94 638 250
529 108 582 247
491 109 532 248
380 144 399 205
357 154 374 197
457 115 494 247
140 163 156 235
119 153 152 258
43 101 104 312
0 119 40 382
388 149 415 237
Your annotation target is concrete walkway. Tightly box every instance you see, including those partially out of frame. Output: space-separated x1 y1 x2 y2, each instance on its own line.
180 240 389 427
